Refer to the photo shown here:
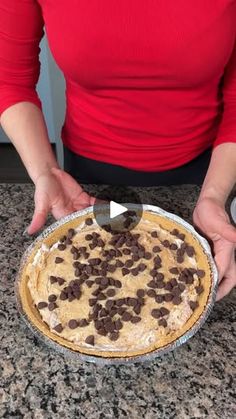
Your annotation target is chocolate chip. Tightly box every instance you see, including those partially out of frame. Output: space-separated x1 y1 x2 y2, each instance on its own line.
114 280 122 288
178 233 185 240
105 300 115 310
138 263 147 272
49 275 58 284
86 280 94 288
115 260 124 268
107 264 116 273
124 259 133 268
144 252 152 260
165 282 173 291
37 301 48 309
85 265 93 275
131 316 141 324
65 237 72 245
162 240 170 248
73 252 80 260
122 312 132 321
189 301 199 310
48 302 58 311
170 278 178 287
158 318 167 327
58 244 66 251
131 268 139 276
186 276 194 285
110 332 119 341
147 280 157 288
74 289 82 299
151 231 158 238
48 294 57 303
116 298 125 306
133 305 141 315
85 217 93 226
169 267 179 274
163 293 173 302
68 228 76 239
196 270 205 278
68 319 78 329
89 298 97 306
85 234 93 241
151 309 162 319
60 291 68 301
172 296 182 305
196 285 204 295
114 319 122 331
155 294 164 304
79 319 89 327
55 257 64 264
105 289 115 298
117 307 126 315
123 248 131 255
137 289 145 298
98 328 107 336
147 289 156 298
54 324 63 333
127 298 137 307
170 243 178 251
85 335 95 345
177 255 184 264
171 228 179 236
186 246 195 257
97 292 106 300
160 307 169 316
178 283 186 292
122 268 130 276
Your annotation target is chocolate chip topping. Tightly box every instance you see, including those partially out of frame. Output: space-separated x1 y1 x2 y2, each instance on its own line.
58 244 66 251
85 335 95 345
49 275 58 284
158 318 167 328
169 267 179 274
137 289 145 298
85 217 93 226
151 231 158 238
48 294 57 303
122 267 130 276
68 228 76 239
37 301 48 310
151 309 162 319
131 316 141 324
153 245 161 253
122 312 132 322
196 285 204 295
110 332 119 341
189 301 199 311
196 269 205 278
172 295 182 305
54 324 63 333
48 302 58 311
68 319 78 329
55 257 64 264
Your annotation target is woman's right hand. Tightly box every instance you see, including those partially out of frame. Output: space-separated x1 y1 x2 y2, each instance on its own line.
27 167 97 234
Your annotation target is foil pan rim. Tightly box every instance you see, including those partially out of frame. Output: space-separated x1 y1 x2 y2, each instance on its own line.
15 204 218 366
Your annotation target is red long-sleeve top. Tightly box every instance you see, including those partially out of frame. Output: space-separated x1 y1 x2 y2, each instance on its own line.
0 1 236 171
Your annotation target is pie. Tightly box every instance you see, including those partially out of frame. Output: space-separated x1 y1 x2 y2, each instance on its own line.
19 209 213 358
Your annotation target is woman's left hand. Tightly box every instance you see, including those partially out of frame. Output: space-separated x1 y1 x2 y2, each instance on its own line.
193 197 236 301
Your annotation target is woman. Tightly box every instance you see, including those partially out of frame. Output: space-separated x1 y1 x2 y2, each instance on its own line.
0 1 235 300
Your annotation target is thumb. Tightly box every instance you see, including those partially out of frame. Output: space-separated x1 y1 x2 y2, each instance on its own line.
27 195 49 235
217 221 236 243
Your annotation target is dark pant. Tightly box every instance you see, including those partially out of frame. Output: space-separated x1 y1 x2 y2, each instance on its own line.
64 146 212 186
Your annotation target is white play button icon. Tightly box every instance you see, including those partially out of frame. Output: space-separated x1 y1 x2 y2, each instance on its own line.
93 186 143 232
110 201 128 219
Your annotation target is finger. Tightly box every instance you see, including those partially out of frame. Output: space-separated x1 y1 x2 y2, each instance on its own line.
216 276 235 301
27 207 48 234
218 222 236 243
214 240 234 281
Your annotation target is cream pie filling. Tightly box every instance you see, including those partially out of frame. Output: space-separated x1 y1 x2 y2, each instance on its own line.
25 215 208 355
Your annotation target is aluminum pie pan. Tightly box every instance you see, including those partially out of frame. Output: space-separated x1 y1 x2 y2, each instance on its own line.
15 204 218 366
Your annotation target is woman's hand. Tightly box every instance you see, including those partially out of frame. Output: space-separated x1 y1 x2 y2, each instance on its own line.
193 197 236 301
27 167 96 234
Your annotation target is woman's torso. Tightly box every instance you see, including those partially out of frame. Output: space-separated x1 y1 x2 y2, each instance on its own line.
39 0 236 171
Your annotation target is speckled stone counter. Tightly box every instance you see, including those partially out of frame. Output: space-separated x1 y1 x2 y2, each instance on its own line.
0 184 235 419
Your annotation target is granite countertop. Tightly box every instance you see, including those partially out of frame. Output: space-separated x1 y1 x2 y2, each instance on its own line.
0 184 235 419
